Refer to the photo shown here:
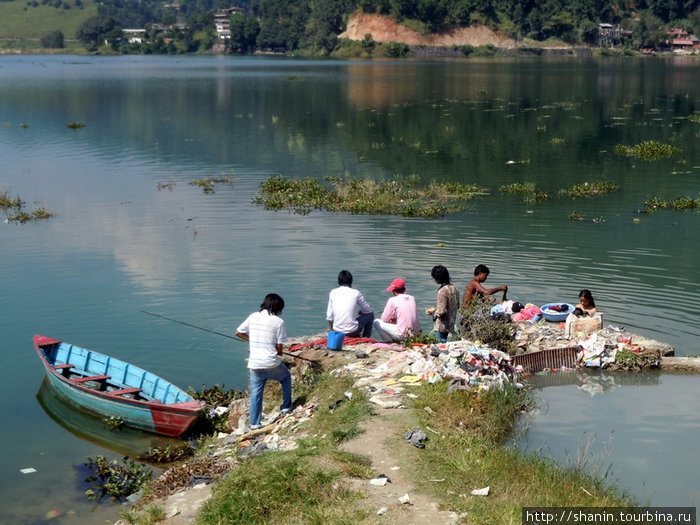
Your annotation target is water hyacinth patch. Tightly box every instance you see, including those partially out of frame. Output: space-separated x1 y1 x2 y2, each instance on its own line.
643 196 700 213
5 207 54 223
253 175 486 218
559 181 619 199
498 182 550 203
189 384 244 433
499 182 536 195
84 456 152 501
189 177 233 194
614 140 682 160
569 211 605 223
0 191 23 208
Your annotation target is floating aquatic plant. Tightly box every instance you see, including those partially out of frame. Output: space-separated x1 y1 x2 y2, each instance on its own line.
189 177 233 194
569 212 605 223
84 456 152 501
6 207 54 223
189 384 244 433
104 416 124 430
6 211 33 223
643 196 700 213
498 182 550 203
614 140 682 160
67 122 86 129
157 179 175 191
499 182 535 195
141 444 193 464
560 181 619 199
688 114 700 124
32 208 53 220
253 175 487 218
0 191 23 208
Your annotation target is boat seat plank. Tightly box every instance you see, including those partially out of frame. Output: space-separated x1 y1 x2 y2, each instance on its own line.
107 387 141 396
53 364 74 370
71 374 111 384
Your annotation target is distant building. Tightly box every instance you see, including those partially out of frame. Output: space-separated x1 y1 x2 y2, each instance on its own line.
598 23 633 46
213 7 245 39
666 28 700 52
123 29 146 43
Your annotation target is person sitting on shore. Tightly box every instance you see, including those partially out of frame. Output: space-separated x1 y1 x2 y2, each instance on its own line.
575 289 597 316
426 265 460 343
462 264 508 309
373 278 420 343
326 270 374 338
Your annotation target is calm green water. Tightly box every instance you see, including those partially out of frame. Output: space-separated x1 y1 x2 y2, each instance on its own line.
1 55 699 523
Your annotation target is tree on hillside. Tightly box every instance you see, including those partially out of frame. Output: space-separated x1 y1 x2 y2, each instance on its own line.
302 0 354 53
228 13 260 53
76 15 119 44
40 30 65 48
253 0 309 51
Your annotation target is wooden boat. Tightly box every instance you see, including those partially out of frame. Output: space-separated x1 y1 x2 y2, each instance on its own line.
33 335 202 437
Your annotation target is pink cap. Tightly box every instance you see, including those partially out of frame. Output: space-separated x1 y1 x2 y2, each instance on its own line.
386 278 406 292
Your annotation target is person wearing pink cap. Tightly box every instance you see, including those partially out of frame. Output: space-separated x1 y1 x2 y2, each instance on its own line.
373 278 420 343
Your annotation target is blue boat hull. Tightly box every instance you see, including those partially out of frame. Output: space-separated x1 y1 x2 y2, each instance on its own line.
33 335 202 437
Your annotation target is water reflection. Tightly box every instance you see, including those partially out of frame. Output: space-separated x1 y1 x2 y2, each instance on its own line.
37 379 182 462
517 371 700 507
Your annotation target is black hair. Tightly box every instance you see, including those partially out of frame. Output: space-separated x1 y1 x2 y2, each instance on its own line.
512 302 524 313
474 264 490 277
431 265 451 286
260 293 285 315
337 270 353 287
393 287 406 294
578 289 596 307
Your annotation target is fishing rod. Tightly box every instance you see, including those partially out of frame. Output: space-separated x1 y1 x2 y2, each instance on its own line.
141 310 317 363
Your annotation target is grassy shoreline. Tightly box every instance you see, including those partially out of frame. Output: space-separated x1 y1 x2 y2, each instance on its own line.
123 345 632 525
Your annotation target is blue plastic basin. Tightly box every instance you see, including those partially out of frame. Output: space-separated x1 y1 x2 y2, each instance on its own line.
540 303 575 322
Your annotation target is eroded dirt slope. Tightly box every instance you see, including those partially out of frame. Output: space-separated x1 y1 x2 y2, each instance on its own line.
339 13 518 48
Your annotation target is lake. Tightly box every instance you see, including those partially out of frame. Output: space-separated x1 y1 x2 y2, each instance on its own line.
0 55 698 523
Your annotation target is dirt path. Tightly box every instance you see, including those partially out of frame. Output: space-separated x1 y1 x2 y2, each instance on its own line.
341 407 460 524
151 406 460 525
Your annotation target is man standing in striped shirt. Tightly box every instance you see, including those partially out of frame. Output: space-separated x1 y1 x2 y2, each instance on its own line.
236 293 292 430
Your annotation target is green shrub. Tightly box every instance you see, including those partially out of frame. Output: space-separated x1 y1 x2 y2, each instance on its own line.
458 297 516 354
383 41 410 58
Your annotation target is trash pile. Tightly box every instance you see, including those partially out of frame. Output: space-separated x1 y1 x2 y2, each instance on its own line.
514 319 674 358
331 340 519 409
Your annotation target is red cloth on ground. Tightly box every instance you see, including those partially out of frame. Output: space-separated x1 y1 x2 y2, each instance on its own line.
287 337 377 352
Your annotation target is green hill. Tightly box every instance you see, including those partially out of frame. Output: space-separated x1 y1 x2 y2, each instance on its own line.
0 0 97 40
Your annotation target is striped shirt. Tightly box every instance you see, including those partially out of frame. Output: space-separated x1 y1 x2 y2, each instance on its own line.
236 310 288 369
